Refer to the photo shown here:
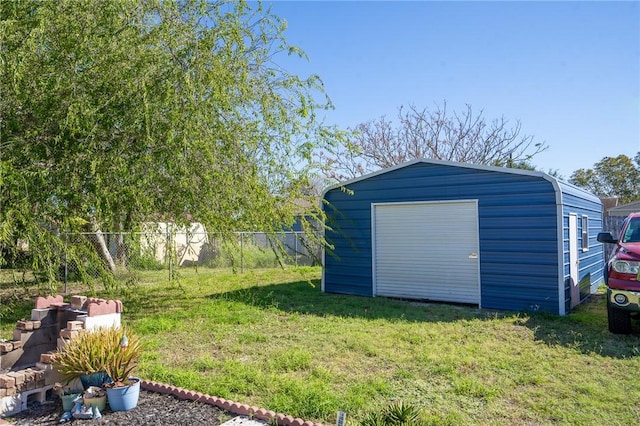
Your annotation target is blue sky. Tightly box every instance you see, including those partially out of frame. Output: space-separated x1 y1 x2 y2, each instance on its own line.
263 1 639 179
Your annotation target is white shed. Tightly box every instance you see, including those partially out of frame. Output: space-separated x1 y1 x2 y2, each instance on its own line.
140 222 209 266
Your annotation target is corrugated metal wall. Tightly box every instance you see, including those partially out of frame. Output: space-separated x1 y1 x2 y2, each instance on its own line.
558 183 605 313
323 160 603 315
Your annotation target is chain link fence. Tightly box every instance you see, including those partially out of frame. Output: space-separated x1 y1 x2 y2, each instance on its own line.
60 230 321 284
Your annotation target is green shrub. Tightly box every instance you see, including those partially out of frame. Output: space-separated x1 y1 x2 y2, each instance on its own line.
129 247 165 270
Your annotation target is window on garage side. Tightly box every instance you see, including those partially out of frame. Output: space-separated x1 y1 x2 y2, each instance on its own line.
581 215 589 251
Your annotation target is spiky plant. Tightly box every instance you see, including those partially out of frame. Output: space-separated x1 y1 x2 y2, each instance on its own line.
52 326 141 387
360 401 425 426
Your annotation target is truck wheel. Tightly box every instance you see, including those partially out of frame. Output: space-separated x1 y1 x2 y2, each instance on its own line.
607 301 632 334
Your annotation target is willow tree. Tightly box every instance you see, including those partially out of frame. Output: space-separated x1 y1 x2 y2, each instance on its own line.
0 0 338 285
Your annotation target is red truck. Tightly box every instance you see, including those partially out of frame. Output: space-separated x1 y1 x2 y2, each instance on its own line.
597 211 640 334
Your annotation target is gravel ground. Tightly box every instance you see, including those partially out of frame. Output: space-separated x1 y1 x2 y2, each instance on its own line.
3 390 233 425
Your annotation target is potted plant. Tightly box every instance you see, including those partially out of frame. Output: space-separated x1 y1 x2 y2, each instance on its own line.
52 327 111 389
52 326 142 411
101 327 142 411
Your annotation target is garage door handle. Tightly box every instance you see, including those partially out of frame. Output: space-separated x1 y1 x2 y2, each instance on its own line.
468 253 478 259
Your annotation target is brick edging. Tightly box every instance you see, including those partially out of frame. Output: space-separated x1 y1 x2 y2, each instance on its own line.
140 379 323 426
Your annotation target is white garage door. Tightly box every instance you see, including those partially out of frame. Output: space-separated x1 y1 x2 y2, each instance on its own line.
373 200 480 305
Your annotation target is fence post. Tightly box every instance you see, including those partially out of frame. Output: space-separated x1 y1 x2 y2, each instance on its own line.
64 233 68 293
294 232 298 267
240 232 244 273
168 227 173 281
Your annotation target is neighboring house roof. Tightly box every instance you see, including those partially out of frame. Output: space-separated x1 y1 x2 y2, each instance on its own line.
608 201 640 217
600 197 619 215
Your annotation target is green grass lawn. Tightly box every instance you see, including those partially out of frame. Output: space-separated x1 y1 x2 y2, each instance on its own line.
2 266 640 425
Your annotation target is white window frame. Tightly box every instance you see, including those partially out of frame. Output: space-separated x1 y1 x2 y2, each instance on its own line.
581 215 589 252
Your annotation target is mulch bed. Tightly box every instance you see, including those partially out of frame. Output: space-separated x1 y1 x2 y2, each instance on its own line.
3 389 231 425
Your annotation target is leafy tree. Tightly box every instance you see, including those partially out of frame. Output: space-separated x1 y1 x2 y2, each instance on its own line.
569 153 640 203
0 0 339 284
317 102 546 182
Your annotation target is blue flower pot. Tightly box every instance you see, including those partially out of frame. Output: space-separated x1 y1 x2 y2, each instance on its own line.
106 378 140 411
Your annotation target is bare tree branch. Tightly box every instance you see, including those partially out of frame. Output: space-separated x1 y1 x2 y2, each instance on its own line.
318 102 547 182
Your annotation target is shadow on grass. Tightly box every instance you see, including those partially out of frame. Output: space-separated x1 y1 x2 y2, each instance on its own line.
522 293 640 358
210 280 640 359
208 279 487 322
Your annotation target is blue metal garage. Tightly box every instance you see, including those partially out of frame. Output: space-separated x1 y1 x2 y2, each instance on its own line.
322 159 604 315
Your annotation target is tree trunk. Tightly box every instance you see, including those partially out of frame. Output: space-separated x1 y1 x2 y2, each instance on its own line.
91 229 116 273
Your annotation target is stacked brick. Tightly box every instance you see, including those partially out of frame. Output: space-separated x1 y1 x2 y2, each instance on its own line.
0 317 57 416
0 295 123 416
85 297 123 317
0 369 46 398
1 318 48 371
0 339 22 354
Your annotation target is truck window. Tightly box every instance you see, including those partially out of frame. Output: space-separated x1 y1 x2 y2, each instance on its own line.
622 217 640 243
